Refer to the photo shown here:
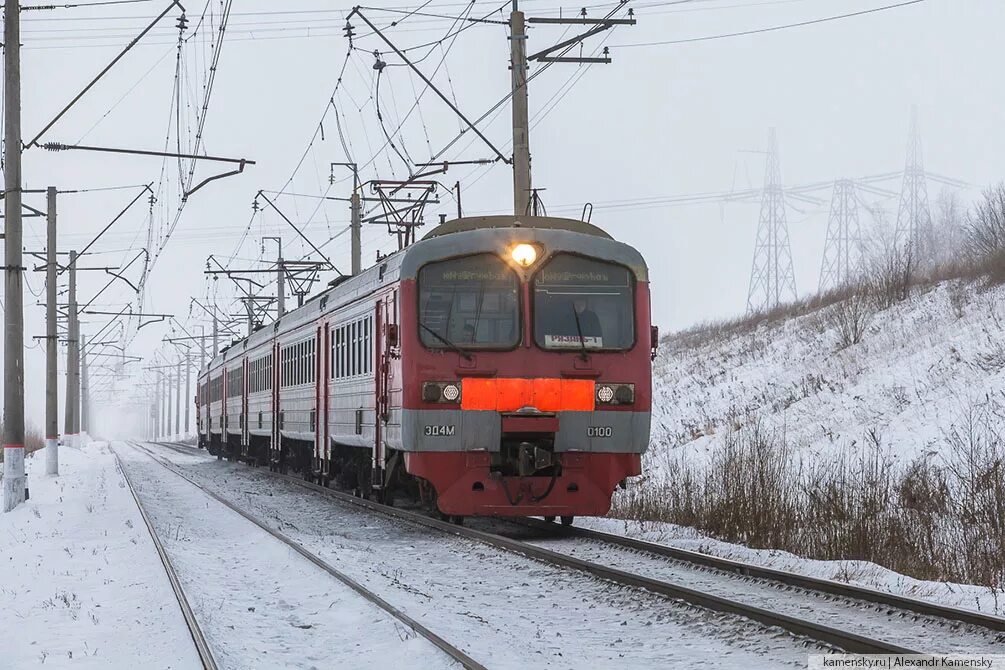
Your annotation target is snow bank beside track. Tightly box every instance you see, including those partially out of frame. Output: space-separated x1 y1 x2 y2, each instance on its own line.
0 440 201 668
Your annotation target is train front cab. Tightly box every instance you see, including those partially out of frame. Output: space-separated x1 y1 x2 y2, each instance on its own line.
396 217 653 518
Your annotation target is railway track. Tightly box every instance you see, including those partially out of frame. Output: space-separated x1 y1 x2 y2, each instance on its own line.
146 439 1005 656
129 441 484 670
113 446 219 670
503 516 1005 636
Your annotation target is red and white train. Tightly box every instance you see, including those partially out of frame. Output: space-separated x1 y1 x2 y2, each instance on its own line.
197 214 655 523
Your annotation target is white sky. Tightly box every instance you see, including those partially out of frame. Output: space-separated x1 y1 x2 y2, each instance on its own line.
2 0 1002 429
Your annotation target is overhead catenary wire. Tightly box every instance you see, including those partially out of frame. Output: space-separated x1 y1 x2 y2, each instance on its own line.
613 0 929 47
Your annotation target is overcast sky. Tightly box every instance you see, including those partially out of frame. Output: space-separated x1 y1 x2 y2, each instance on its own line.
2 0 1002 431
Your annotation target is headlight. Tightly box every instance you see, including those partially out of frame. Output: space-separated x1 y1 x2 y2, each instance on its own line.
596 383 635 406
422 381 462 404
510 243 538 267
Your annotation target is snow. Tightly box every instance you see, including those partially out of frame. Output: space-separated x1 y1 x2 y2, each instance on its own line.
142 442 829 668
571 517 1005 643
0 440 201 668
114 442 456 669
648 281 1005 467
637 280 1005 615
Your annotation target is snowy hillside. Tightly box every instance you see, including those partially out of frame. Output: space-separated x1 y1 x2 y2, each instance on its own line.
618 277 1005 591
648 279 1005 470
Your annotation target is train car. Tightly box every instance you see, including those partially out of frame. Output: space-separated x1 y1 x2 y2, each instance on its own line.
197 215 656 522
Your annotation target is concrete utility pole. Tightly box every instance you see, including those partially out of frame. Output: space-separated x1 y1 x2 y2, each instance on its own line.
166 367 173 440
199 325 206 372
175 357 181 437
64 250 79 449
80 334 89 438
212 309 219 357
184 354 191 436
45 187 59 475
155 376 162 439
154 379 160 439
510 3 531 217
351 188 362 274
3 0 27 511
276 240 285 319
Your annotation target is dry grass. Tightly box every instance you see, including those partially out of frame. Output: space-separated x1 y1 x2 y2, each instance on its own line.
614 397 1005 588
0 424 47 461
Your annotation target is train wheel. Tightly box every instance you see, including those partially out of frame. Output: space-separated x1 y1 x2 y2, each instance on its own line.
544 516 556 523
560 515 574 526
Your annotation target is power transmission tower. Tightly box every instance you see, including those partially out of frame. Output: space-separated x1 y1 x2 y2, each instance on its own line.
819 179 864 291
746 128 797 313
894 107 931 256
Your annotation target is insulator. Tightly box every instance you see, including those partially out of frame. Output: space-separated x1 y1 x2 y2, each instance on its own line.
176 12 189 32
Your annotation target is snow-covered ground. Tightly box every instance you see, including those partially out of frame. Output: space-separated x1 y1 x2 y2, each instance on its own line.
649 280 1005 467
0 441 201 668
115 442 455 669
634 278 1005 614
576 517 1005 618
138 441 833 669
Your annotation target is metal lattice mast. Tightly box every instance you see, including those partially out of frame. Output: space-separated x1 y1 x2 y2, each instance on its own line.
894 107 931 254
819 179 863 291
747 128 797 312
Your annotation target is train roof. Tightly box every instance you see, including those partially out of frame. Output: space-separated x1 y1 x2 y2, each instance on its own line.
423 215 611 240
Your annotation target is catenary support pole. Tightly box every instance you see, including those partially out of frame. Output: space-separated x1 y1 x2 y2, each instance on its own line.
45 187 59 475
510 3 531 217
212 308 218 357
64 250 78 449
166 368 173 440
175 357 181 438
80 333 88 440
351 189 362 275
276 237 285 318
184 354 191 436
3 0 27 511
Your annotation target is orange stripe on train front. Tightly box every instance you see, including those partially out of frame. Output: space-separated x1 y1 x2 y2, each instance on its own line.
461 378 594 412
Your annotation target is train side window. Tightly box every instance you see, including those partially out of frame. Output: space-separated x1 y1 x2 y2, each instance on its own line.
364 317 371 374
347 322 354 377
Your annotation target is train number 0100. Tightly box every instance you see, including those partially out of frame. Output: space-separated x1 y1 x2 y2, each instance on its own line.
588 426 613 438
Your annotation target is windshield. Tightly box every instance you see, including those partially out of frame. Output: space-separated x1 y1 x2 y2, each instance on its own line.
533 254 635 351
418 254 520 350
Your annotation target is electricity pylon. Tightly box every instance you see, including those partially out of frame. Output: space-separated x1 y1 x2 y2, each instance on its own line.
819 179 863 291
894 107 931 256
747 128 797 313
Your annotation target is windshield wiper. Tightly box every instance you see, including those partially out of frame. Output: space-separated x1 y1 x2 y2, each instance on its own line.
570 304 589 361
419 322 473 361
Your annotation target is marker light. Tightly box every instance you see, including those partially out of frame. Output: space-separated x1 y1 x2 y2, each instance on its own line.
442 383 461 402
511 243 538 267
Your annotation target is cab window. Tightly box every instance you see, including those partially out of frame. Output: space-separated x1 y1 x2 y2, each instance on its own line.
533 254 635 351
418 254 520 350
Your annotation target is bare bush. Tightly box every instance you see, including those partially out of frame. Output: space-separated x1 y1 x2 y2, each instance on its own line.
865 218 916 308
826 288 875 348
966 183 1005 283
615 399 1005 588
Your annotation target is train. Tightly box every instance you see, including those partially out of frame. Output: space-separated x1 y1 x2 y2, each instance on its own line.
196 214 656 523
